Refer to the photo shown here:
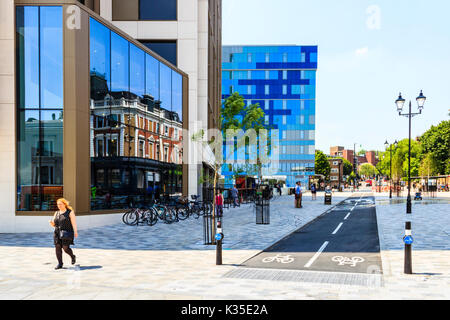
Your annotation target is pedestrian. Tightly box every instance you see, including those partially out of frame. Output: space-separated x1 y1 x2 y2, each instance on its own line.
276 183 282 196
231 184 240 207
311 183 317 200
215 189 224 218
49 198 78 270
295 182 303 208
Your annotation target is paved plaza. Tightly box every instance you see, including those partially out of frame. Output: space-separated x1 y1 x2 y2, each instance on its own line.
0 191 449 300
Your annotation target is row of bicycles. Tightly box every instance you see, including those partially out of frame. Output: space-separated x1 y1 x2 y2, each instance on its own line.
122 195 214 226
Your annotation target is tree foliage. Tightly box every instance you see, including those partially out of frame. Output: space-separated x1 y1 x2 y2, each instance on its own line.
359 163 377 178
419 120 450 175
376 138 421 181
221 92 270 180
315 150 330 178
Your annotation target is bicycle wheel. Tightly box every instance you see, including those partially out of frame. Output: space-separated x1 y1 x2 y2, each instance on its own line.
146 208 158 226
164 207 177 224
122 209 133 225
176 206 189 220
123 209 139 226
191 206 201 219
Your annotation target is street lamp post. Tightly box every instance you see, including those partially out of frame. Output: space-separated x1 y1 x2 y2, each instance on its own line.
353 143 357 191
395 90 426 275
384 140 398 199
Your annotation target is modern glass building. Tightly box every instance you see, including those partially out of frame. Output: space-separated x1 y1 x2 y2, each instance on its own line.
13 1 188 216
221 45 317 188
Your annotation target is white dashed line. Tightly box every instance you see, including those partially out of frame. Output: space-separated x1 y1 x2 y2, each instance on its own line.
344 212 351 220
332 222 344 235
304 241 329 268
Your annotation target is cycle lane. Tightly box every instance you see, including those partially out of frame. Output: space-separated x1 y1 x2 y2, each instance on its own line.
240 194 383 275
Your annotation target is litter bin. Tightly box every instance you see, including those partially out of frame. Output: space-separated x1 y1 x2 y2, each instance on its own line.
324 191 332 205
255 192 270 224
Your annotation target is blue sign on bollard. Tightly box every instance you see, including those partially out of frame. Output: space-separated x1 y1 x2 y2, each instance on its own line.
215 233 223 241
403 235 413 245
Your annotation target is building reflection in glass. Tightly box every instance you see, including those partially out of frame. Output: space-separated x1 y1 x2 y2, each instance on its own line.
16 6 64 211
90 18 183 210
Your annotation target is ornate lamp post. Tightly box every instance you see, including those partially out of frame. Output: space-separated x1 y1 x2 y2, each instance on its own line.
395 90 426 274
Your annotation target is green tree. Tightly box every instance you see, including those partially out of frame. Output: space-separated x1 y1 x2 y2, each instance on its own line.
221 92 271 182
335 157 353 176
315 150 330 179
377 138 421 183
419 120 450 175
359 163 377 178
419 153 439 177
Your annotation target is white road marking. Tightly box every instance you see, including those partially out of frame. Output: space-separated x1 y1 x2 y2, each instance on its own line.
304 241 329 268
344 212 351 220
331 256 365 267
332 222 344 235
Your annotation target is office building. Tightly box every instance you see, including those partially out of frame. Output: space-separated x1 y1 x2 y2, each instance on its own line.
0 0 221 232
221 45 318 187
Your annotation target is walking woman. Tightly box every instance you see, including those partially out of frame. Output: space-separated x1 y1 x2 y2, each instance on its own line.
49 198 78 269
215 189 224 218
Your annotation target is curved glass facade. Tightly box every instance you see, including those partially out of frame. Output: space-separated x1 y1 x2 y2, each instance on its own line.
89 17 184 210
16 6 64 211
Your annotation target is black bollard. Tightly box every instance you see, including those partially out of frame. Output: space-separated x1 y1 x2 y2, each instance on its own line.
216 219 223 265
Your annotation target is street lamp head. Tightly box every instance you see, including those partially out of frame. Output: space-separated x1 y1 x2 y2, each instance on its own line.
395 93 405 112
394 140 398 148
384 140 389 148
416 90 426 111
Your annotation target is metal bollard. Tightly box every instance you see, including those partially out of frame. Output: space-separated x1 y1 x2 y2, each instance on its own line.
215 219 223 265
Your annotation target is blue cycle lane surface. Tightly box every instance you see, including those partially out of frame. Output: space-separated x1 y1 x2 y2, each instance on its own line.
240 194 383 275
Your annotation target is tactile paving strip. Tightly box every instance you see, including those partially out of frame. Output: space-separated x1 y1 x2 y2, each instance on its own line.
223 267 384 287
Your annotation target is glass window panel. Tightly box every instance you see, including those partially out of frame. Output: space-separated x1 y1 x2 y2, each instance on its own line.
142 41 176 66
90 18 111 100
17 110 40 211
301 52 306 62
171 70 182 121
292 85 301 94
40 6 63 108
160 63 172 109
145 54 160 100
139 0 177 20
16 6 39 108
111 32 129 92
129 44 145 97
40 110 64 209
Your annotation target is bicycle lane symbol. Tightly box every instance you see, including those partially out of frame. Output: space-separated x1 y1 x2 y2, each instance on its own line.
331 256 365 267
262 254 295 264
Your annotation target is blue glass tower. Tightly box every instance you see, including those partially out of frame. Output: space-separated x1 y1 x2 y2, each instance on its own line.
221 45 317 188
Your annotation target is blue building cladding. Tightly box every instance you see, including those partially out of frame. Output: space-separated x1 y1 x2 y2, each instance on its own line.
221 45 317 188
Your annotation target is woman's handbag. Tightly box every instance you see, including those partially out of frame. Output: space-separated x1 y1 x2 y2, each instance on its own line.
59 229 74 240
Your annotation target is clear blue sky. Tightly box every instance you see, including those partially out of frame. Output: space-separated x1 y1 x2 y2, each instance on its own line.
222 0 450 154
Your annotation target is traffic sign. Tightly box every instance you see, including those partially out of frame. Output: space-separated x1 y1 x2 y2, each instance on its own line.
215 233 223 241
403 235 413 245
